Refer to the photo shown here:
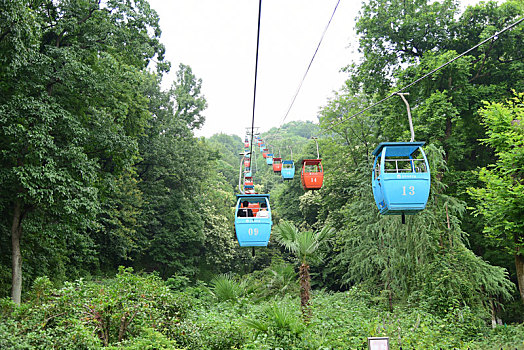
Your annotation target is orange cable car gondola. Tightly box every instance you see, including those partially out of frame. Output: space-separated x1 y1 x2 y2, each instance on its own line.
301 159 324 190
300 137 323 190
272 157 282 173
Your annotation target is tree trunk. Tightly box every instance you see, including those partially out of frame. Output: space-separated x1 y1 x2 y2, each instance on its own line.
299 263 311 323
11 200 23 304
515 251 524 305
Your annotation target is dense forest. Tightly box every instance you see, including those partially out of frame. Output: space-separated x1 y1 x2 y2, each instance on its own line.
0 0 523 348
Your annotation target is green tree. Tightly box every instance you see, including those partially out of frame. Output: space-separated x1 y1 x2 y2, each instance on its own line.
207 133 243 188
315 82 514 314
173 64 207 130
0 0 166 303
273 221 333 322
323 0 523 317
469 93 524 304
136 64 211 278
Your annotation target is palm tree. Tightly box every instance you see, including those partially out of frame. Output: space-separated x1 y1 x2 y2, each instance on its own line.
274 221 334 322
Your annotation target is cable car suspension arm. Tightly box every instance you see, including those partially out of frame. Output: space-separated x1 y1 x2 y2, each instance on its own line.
396 93 415 142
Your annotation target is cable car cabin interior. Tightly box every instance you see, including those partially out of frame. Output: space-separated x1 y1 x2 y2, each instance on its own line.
266 154 274 165
281 160 295 180
372 142 430 215
235 194 272 247
272 157 282 173
301 159 324 190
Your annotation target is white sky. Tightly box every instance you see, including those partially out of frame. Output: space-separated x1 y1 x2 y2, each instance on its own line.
147 0 487 138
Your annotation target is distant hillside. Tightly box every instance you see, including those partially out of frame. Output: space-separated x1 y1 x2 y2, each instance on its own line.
205 121 321 192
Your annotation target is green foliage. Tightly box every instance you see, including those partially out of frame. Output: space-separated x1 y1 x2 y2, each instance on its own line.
0 0 523 341
165 275 191 291
308 0 524 320
206 133 243 187
321 138 514 313
242 260 299 300
469 92 524 304
274 221 334 266
415 245 514 314
0 271 522 349
175 303 246 350
0 268 191 348
470 93 524 254
209 273 245 303
0 0 170 300
172 63 207 130
265 263 298 297
243 302 304 348
106 327 181 350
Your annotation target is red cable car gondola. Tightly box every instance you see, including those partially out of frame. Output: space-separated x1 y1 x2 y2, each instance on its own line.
272 157 282 173
301 159 323 190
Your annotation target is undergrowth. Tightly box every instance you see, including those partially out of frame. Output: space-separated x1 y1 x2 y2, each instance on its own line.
0 267 522 349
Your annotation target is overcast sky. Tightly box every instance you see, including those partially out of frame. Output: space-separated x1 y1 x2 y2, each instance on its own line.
147 0 486 139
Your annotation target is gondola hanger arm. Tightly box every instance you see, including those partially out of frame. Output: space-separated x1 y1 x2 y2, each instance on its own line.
311 137 320 159
396 93 415 142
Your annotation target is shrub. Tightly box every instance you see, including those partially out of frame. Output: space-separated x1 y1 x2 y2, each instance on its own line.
0 267 190 348
176 306 246 350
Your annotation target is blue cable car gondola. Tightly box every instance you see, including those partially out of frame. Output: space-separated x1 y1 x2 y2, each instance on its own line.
281 160 295 180
235 194 272 247
266 153 273 165
371 142 430 215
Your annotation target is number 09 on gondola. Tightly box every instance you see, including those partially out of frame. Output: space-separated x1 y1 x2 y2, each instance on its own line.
234 194 272 247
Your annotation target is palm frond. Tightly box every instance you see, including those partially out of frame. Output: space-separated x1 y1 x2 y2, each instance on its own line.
296 231 317 262
315 225 335 243
210 273 243 302
242 317 269 333
274 221 299 253
266 304 298 332
275 222 335 264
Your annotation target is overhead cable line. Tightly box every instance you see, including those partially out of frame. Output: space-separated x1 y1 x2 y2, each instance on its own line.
279 0 341 126
321 15 524 135
248 0 263 162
